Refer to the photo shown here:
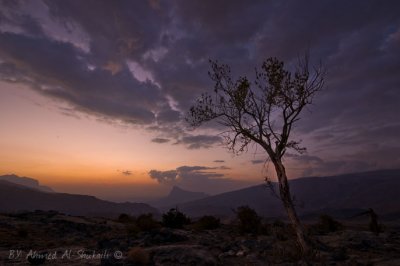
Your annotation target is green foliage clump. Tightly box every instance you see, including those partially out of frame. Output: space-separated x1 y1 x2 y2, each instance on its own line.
193 215 221 230
236 206 261 234
162 208 191 229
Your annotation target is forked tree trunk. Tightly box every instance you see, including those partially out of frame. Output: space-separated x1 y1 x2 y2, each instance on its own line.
273 159 311 255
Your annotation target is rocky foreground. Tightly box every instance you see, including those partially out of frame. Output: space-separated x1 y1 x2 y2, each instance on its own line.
0 211 399 265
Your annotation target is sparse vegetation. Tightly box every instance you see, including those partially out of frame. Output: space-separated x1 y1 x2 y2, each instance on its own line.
135 214 161 231
235 206 261 234
187 55 325 254
118 213 134 223
270 220 292 241
162 208 191 229
193 215 221 230
313 214 344 234
17 227 28 238
0 210 399 265
126 223 140 236
122 213 160 235
127 247 150 265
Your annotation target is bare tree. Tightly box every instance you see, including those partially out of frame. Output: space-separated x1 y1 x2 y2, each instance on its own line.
186 55 325 254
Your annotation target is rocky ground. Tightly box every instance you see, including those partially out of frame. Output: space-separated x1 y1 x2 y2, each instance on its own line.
0 210 399 265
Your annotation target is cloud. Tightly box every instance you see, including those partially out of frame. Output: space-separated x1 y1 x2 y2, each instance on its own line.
117 169 132 176
148 169 178 183
176 134 222 149
285 154 324 164
213 160 225 163
121 170 132 176
149 165 253 194
251 160 265 165
0 0 176 126
151 137 170 144
0 0 399 164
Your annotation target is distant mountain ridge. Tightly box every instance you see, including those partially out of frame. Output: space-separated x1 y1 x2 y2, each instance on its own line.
173 169 400 220
0 179 158 218
0 174 54 193
149 186 208 208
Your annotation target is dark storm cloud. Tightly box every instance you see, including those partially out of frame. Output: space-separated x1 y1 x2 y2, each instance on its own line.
149 165 252 194
0 32 160 124
0 0 176 126
0 0 399 170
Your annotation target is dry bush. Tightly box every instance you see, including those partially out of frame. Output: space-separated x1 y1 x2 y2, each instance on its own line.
118 213 134 223
126 224 140 237
311 214 344 235
135 214 161 231
235 206 261 234
193 215 221 230
162 208 191 229
127 247 150 265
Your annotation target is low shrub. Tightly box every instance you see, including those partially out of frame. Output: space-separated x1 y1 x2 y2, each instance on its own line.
313 214 344 234
136 214 161 231
118 213 134 223
127 247 150 265
193 215 221 230
17 227 28 238
235 206 261 234
125 224 140 236
162 208 191 229
272 219 285 228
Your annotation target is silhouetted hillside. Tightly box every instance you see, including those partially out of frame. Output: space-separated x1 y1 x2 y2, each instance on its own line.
175 169 400 219
0 180 158 217
149 186 208 208
0 174 54 192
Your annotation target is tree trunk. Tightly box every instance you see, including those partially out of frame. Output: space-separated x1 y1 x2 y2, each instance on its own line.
273 159 311 255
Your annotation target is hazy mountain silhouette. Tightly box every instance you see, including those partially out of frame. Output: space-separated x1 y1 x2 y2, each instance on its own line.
0 174 54 192
173 169 400 219
149 186 208 208
0 180 158 217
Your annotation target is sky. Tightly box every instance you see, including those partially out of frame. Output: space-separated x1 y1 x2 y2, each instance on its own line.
0 0 399 201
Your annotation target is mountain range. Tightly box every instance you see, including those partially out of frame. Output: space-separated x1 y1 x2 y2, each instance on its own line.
0 178 158 217
170 169 400 220
1 169 399 220
0 174 54 192
148 186 208 209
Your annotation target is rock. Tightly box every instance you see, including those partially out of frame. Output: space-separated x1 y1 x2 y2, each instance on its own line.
148 245 217 266
227 250 235 256
331 247 348 261
140 228 189 246
236 250 245 257
100 256 125 266
246 253 258 260
241 239 258 250
27 252 47 265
